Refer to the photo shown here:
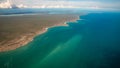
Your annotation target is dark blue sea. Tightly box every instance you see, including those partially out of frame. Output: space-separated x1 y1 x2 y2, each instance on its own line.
0 11 120 68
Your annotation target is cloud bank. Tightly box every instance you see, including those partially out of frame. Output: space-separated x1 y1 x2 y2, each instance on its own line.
0 0 120 9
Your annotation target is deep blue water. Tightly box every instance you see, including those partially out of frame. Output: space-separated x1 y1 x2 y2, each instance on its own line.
0 12 120 68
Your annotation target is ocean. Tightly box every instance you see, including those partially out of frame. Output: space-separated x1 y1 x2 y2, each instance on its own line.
0 11 120 68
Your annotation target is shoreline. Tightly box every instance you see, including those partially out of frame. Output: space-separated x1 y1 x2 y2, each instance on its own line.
0 15 79 52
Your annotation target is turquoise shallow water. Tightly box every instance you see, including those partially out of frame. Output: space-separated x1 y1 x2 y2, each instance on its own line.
0 12 120 68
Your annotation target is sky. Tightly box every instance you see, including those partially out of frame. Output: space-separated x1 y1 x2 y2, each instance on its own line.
0 0 120 9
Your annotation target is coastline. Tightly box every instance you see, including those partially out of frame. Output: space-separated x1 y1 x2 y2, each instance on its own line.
0 14 79 52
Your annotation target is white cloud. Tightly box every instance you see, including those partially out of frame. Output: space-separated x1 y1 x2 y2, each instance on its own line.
0 0 120 9
0 0 11 8
17 4 27 8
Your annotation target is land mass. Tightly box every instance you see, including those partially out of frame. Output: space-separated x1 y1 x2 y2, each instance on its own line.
0 14 79 52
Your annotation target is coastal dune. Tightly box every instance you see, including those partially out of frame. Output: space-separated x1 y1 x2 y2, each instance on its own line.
0 14 79 52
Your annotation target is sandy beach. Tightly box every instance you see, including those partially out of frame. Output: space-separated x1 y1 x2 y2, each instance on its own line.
0 14 79 52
